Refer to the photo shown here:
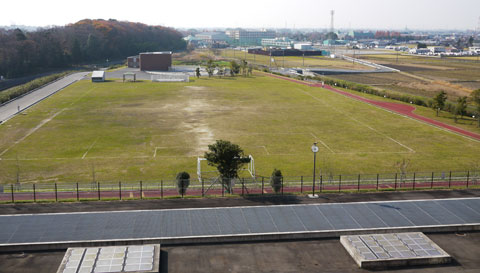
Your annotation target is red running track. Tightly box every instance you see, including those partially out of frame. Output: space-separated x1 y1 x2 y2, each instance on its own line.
266 73 480 141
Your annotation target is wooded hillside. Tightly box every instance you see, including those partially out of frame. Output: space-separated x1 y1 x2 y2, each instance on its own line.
0 19 186 78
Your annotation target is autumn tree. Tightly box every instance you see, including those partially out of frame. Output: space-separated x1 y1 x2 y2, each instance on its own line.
471 89 480 127
454 96 468 122
432 91 447 116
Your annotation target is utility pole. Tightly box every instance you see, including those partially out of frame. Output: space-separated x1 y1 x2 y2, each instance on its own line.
310 143 319 198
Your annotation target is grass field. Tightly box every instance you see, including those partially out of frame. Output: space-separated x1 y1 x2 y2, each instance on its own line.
0 74 479 184
220 49 370 70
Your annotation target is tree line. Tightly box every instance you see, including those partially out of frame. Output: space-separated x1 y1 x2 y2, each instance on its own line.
0 19 186 78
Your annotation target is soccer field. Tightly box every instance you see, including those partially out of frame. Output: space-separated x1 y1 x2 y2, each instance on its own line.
0 74 479 183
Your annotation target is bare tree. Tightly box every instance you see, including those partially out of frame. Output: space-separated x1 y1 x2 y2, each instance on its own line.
395 159 410 183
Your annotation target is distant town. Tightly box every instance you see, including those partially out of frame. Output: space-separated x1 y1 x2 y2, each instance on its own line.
182 27 480 56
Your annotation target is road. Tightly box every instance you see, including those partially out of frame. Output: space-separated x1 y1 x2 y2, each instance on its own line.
0 72 88 123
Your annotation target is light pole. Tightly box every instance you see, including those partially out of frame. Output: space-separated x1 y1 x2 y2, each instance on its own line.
311 142 319 198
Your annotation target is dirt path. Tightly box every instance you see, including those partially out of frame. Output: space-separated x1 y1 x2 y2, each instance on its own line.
265 73 480 141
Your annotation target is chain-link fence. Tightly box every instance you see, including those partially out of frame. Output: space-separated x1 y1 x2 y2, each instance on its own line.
0 170 478 203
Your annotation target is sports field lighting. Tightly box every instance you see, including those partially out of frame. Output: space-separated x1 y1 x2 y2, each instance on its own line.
310 142 319 198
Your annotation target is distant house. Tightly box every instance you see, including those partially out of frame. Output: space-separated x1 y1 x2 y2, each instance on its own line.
427 46 446 54
91 71 105 82
261 37 293 49
127 56 139 68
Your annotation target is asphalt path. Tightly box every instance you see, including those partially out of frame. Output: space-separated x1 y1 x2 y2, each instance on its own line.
0 72 88 123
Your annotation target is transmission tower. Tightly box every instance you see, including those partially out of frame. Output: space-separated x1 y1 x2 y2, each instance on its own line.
330 10 335 33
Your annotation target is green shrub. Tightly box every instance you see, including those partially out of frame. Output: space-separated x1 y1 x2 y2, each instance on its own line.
176 171 190 196
270 169 283 193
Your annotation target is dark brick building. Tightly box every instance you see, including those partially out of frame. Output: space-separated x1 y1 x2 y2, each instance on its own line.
139 52 172 71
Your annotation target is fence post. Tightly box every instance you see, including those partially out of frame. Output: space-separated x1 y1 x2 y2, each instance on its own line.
339 175 341 192
357 174 360 192
55 183 58 202
262 177 264 195
97 182 100 200
202 178 205 197
394 173 397 190
76 182 79 201
161 180 163 199
11 184 14 203
242 178 245 196
281 177 284 195
140 181 143 200
431 172 434 189
300 176 303 193
376 174 379 191
320 175 323 193
33 184 36 202
119 181 122 200
466 171 469 188
448 171 451 188
413 173 416 190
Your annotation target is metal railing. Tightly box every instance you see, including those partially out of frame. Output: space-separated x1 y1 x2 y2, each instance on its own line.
0 170 478 203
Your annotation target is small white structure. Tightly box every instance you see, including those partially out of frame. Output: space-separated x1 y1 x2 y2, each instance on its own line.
294 43 313 50
150 72 189 82
469 47 480 54
91 71 105 82
427 46 446 54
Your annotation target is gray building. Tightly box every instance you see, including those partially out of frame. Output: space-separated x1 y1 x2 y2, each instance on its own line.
226 29 276 46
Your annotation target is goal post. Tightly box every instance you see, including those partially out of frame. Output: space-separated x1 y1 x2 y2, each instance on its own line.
197 155 255 183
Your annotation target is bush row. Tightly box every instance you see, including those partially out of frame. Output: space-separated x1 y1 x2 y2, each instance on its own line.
306 75 475 117
0 71 72 105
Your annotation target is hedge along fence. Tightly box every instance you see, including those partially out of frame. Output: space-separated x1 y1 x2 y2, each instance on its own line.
304 74 476 118
0 71 73 105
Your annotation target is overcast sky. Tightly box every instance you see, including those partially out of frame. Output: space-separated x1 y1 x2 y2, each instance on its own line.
2 0 479 30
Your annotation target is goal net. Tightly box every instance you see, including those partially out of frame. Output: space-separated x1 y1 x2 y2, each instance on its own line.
150 72 190 82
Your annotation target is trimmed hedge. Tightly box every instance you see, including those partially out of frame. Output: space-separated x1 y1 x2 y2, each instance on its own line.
308 75 474 117
0 71 72 104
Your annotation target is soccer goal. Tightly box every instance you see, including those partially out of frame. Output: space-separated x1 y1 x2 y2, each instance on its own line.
197 155 255 183
150 72 189 82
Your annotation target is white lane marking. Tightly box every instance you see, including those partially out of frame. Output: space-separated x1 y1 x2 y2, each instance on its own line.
82 138 99 159
297 87 416 153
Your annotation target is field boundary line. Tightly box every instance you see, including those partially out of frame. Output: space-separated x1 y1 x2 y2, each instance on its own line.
264 72 480 142
82 138 99 159
310 132 335 153
153 146 182 158
0 86 97 159
0 109 66 158
295 87 415 153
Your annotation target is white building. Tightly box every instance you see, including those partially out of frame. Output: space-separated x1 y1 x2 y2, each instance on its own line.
427 46 446 54
294 43 313 50
469 47 480 54
409 48 430 54
91 71 105 82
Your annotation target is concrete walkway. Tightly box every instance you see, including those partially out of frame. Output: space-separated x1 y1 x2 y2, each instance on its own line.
0 72 88 123
0 198 478 251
